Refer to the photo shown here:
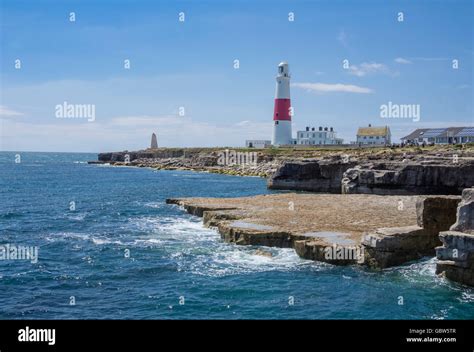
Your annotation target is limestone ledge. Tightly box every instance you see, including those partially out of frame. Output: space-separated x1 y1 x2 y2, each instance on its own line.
167 194 463 269
166 194 425 267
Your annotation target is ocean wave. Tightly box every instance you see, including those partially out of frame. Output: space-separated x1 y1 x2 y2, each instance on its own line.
133 238 162 246
91 237 125 246
67 212 87 221
45 232 125 246
387 257 440 284
124 215 314 276
143 202 162 209
182 245 317 277
45 232 91 242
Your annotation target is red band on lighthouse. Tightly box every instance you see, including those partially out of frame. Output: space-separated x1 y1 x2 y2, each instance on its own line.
273 99 292 121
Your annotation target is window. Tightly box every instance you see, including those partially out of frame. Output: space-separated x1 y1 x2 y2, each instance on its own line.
275 121 279 125
364 136 367 139
376 136 379 139
279 66 283 73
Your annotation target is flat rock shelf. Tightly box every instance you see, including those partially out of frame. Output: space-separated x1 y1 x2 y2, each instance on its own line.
166 194 423 266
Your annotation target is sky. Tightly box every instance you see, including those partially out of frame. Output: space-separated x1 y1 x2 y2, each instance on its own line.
1 0 473 152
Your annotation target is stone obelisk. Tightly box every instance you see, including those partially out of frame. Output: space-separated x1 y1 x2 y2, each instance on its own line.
150 133 158 149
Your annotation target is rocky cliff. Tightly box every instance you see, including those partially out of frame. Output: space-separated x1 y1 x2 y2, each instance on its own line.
268 155 474 195
267 158 357 193
436 188 474 286
342 161 474 195
96 146 474 195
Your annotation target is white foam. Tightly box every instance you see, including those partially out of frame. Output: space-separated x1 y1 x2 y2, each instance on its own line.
46 232 91 241
91 237 124 245
143 202 162 209
67 212 86 221
45 232 125 246
126 215 315 276
133 238 163 245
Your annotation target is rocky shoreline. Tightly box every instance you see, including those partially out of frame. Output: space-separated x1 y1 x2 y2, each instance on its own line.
93 145 474 194
95 148 281 177
93 145 474 285
166 191 474 286
165 194 455 267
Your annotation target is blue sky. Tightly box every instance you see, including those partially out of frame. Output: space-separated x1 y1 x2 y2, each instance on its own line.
1 0 473 152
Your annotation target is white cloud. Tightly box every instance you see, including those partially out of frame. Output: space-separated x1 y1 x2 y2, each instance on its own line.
292 82 373 94
394 57 412 64
348 62 389 77
235 120 250 127
0 105 24 118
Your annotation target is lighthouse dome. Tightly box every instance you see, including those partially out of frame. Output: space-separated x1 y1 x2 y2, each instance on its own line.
277 61 290 77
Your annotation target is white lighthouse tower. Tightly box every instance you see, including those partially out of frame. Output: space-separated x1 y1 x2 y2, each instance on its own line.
272 61 293 146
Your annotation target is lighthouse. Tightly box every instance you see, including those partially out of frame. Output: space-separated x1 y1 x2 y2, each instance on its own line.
272 61 293 146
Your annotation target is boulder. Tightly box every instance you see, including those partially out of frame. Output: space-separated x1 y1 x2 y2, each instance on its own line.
416 196 461 232
436 188 474 286
362 195 460 268
362 226 438 268
449 188 474 234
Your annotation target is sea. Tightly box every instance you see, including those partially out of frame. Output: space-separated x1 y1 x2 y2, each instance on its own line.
0 151 473 319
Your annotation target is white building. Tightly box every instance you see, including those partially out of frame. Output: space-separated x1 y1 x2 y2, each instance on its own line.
295 126 343 145
401 127 474 145
356 124 391 146
245 140 271 148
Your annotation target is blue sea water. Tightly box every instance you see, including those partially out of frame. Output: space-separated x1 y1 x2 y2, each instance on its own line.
0 151 473 319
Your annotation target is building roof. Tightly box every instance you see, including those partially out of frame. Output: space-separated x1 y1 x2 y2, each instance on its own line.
438 127 465 137
402 127 473 140
401 128 430 140
456 127 474 137
422 128 448 138
357 126 390 136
